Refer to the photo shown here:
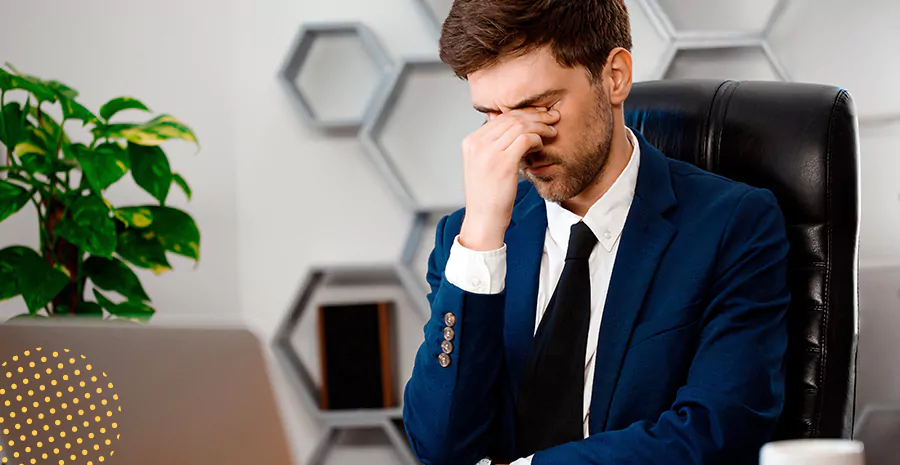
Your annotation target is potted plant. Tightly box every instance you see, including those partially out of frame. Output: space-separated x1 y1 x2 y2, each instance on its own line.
0 64 200 321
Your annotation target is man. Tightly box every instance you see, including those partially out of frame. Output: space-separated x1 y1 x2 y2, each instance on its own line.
403 1 790 464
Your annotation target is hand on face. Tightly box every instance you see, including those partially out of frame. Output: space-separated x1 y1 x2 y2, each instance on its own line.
459 107 560 251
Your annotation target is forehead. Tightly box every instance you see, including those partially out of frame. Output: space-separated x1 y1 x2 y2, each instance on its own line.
468 47 590 109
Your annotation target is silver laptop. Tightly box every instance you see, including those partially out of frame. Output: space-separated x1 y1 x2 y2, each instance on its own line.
0 321 293 465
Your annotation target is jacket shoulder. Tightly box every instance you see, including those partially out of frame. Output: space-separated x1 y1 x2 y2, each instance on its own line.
665 157 782 226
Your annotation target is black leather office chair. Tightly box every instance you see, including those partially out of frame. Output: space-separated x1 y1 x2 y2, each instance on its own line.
624 80 860 439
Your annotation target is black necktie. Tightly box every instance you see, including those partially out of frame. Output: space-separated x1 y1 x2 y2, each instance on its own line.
515 221 597 458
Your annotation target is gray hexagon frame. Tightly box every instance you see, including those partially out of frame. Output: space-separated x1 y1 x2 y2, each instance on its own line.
644 0 791 81
400 209 457 311
272 264 428 421
279 22 394 134
360 58 465 211
306 421 418 465
272 264 429 464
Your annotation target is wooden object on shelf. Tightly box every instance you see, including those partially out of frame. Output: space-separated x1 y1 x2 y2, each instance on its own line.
318 301 395 410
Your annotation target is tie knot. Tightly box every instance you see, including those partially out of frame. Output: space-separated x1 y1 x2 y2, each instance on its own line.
566 221 598 260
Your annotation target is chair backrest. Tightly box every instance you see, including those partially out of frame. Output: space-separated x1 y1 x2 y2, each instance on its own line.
624 80 860 439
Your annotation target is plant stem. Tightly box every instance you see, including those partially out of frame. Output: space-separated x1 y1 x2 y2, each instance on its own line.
48 118 67 201
30 191 56 266
0 90 7 165
55 115 64 158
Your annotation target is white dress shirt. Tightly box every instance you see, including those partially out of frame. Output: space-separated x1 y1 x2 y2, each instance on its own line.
445 129 641 464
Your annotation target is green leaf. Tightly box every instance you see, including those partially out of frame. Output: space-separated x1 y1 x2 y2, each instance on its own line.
9 313 48 320
58 94 97 124
14 141 45 157
0 67 56 102
30 105 70 148
16 125 56 158
115 206 154 228
172 173 192 200
0 67 11 90
20 153 59 175
112 301 155 321
92 289 116 311
147 206 200 260
99 97 150 121
0 260 18 301
0 102 25 148
84 256 150 302
71 143 129 191
73 302 103 317
55 194 117 257
44 80 78 99
116 227 171 273
93 289 155 322
93 114 198 148
0 246 68 313
0 180 30 223
129 143 171 204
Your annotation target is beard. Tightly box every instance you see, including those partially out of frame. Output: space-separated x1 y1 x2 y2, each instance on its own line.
520 89 614 203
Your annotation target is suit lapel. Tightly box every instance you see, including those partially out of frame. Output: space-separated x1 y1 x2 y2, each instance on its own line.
588 132 679 433
504 186 546 397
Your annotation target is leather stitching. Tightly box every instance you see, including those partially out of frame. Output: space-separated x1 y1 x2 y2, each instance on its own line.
814 88 847 436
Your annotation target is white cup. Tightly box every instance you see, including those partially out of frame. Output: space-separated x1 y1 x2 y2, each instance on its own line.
760 439 865 465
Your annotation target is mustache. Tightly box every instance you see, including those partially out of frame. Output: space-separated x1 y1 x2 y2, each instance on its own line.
522 151 565 167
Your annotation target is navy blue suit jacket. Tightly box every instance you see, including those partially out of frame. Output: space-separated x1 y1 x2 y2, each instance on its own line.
403 131 790 465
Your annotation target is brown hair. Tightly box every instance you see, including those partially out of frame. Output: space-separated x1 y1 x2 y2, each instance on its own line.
439 0 633 80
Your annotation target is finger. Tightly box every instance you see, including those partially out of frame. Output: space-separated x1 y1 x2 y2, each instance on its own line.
505 133 544 158
508 107 560 125
479 107 559 140
478 112 527 140
494 122 557 151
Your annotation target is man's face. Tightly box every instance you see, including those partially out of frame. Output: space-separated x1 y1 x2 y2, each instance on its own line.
468 46 614 203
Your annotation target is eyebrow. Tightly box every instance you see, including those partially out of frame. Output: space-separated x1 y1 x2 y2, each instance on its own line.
473 88 565 114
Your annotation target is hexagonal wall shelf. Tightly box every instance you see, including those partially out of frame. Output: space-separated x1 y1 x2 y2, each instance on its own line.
272 264 429 428
400 210 456 310
305 422 418 465
361 59 483 211
650 0 784 37
664 45 787 82
280 23 394 134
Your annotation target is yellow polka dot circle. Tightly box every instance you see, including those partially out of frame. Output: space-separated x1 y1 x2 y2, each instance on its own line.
0 348 122 465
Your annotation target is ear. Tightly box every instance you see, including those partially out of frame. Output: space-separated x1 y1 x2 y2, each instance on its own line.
605 47 633 106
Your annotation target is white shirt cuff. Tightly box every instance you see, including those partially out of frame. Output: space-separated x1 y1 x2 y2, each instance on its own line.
511 455 534 465
444 235 506 294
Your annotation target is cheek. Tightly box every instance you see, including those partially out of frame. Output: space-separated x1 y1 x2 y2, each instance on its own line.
546 113 585 149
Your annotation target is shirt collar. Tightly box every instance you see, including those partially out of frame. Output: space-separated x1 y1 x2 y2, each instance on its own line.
545 128 641 252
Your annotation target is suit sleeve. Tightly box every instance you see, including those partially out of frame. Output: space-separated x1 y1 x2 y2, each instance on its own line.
532 188 791 465
403 214 509 465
